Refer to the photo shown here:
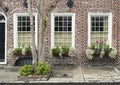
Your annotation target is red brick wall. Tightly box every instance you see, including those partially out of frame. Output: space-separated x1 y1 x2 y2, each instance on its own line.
45 0 120 65
0 0 120 65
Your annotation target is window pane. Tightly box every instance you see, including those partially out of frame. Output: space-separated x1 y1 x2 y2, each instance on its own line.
55 16 58 21
90 16 108 45
55 27 58 31
17 16 35 47
54 16 72 47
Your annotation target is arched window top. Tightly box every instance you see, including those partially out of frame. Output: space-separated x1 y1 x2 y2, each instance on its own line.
0 12 6 22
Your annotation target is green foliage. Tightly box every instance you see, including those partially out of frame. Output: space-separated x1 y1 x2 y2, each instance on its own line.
24 46 32 55
52 47 61 54
13 47 22 55
103 45 112 54
62 46 69 54
89 44 95 50
19 65 34 76
36 62 50 75
94 48 101 55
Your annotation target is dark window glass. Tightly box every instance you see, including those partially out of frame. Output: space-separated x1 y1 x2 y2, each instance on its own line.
100 22 103 26
68 22 71 26
96 22 99 27
59 22 63 27
100 17 104 21
64 22 67 26
55 27 58 31
27 17 30 21
64 17 67 21
59 27 63 31
27 22 30 26
22 16 26 21
68 17 72 21
91 27 95 31
18 27 21 31
64 27 67 31
96 27 99 31
68 27 71 31
18 16 35 31
96 17 99 21
55 17 58 21
55 22 58 26
22 22 26 26
54 16 72 32
18 17 21 21
100 27 103 31
59 17 63 21
22 27 26 31
91 17 95 21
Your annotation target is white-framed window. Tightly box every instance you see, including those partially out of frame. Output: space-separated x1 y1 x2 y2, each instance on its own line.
51 13 75 48
13 13 38 48
88 13 112 47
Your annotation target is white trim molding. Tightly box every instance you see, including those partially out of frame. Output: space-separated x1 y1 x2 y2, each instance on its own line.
51 13 75 48
0 12 7 64
13 13 38 48
88 12 112 47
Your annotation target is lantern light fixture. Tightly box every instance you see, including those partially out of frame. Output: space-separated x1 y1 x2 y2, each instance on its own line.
66 0 74 9
23 0 28 8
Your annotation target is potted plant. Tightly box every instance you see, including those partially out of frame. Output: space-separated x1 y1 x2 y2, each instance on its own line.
22 46 32 56
86 48 94 60
61 46 70 57
86 39 117 60
13 47 22 56
68 48 75 57
108 48 117 59
52 47 61 57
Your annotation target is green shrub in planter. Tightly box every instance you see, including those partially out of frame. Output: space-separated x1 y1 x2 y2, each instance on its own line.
24 46 32 56
19 65 34 76
13 47 22 56
52 47 61 56
36 62 50 75
62 46 69 56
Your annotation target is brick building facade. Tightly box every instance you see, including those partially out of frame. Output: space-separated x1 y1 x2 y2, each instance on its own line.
0 0 120 65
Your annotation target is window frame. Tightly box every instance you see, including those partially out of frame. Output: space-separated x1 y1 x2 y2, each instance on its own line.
51 13 75 48
13 13 38 48
88 13 112 47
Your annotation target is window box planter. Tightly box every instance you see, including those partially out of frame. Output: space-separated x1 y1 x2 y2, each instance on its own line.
13 52 22 56
52 46 75 58
62 46 69 57
52 47 61 57
86 49 117 65
86 48 117 60
9 46 32 58
62 53 69 57
52 53 60 57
